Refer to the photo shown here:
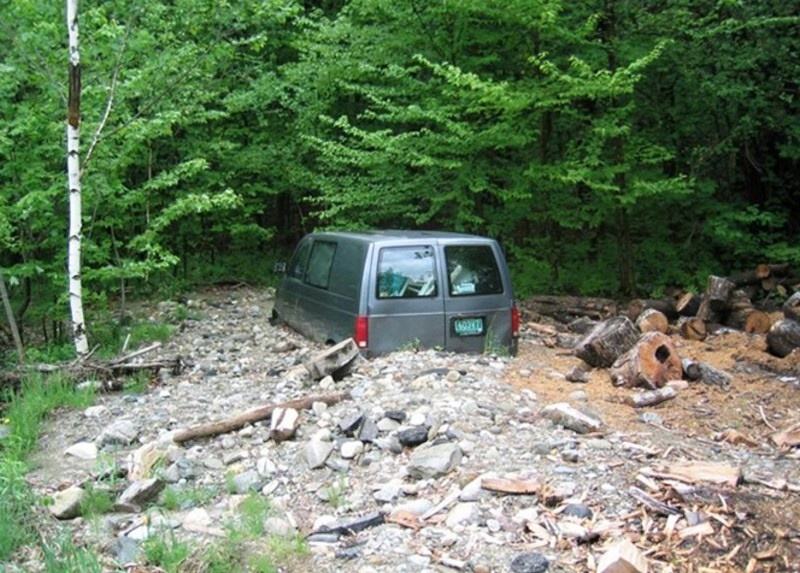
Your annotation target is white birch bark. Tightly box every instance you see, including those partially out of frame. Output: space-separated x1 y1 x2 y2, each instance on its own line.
67 0 89 355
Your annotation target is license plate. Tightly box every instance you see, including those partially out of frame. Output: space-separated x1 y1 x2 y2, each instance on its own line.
453 317 484 336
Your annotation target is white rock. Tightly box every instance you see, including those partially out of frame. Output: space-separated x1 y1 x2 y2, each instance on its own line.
256 457 277 476
182 508 212 532
396 499 434 516
446 502 480 528
312 401 328 416
97 419 138 446
376 418 400 432
83 405 108 418
408 443 462 478
270 407 299 442
313 514 337 530
65 442 97 460
49 486 85 519
265 517 294 537
126 525 152 541
340 440 364 459
304 440 334 469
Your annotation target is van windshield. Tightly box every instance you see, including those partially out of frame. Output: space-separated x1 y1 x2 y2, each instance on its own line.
377 246 437 298
445 245 503 296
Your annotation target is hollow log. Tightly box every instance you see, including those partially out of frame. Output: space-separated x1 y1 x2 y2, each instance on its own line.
676 292 701 317
172 391 350 443
635 308 669 334
783 292 800 322
574 316 640 368
627 298 678 321
766 319 800 358
524 295 618 322
610 332 683 389
677 317 707 341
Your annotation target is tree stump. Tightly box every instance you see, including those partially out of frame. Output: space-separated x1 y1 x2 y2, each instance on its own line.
574 316 640 368
783 292 800 322
677 317 707 341
635 309 669 334
767 319 800 358
610 332 683 389
697 275 736 323
676 292 701 317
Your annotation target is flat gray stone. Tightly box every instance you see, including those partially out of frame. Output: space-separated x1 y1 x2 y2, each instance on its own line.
304 439 334 469
97 420 138 446
65 441 98 460
408 443 462 479
511 552 549 573
118 478 164 506
232 469 263 494
50 486 86 519
445 502 480 528
340 440 363 459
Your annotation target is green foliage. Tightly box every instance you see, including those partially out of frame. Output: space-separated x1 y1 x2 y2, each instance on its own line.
238 493 272 537
79 484 115 517
41 535 103 573
142 531 191 573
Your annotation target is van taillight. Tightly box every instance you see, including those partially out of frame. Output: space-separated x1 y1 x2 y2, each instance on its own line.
511 305 520 337
354 316 369 348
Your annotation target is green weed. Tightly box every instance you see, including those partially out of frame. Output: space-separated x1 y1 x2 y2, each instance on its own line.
324 477 348 509
265 533 309 563
238 493 271 537
79 484 114 517
41 534 102 573
142 532 191 573
160 485 218 511
124 372 150 394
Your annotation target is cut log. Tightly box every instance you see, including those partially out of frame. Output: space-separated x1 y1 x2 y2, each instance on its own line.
706 275 736 311
610 332 683 389
627 298 677 321
725 290 771 333
730 263 790 286
681 359 732 389
766 319 800 358
574 316 640 368
635 309 669 334
626 386 678 408
172 392 350 443
783 292 800 322
676 292 701 317
523 295 618 322
677 317 707 341
681 358 702 381
567 316 598 335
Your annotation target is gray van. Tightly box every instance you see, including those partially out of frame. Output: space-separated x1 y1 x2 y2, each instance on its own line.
273 231 519 355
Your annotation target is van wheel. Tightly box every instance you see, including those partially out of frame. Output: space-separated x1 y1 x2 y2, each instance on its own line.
325 339 335 346
269 309 282 326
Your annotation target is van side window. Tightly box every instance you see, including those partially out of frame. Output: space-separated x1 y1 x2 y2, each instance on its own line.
288 240 312 279
445 245 503 296
377 246 437 299
305 241 337 289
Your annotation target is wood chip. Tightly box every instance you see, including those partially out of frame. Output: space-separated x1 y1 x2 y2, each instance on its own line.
771 422 800 448
662 461 741 487
678 521 715 539
481 477 541 494
596 538 649 573
713 429 758 447
386 510 422 530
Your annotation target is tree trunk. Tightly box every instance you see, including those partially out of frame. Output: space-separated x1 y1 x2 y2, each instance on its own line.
0 269 24 363
523 295 618 322
766 319 800 358
676 292 701 317
635 308 669 334
66 0 89 356
610 332 682 389
575 316 640 368
783 292 800 322
677 316 707 341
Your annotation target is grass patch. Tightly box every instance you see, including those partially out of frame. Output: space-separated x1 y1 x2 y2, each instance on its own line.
159 485 219 511
0 375 95 561
41 534 103 573
123 371 151 394
238 493 271 537
79 484 115 517
324 476 347 509
142 532 190 573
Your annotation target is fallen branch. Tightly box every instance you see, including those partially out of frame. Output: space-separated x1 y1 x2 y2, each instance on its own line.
171 391 350 443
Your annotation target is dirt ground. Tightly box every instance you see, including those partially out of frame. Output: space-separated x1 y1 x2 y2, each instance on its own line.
506 320 800 572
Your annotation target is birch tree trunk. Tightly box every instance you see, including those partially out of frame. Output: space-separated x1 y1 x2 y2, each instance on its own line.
66 0 89 355
0 269 24 362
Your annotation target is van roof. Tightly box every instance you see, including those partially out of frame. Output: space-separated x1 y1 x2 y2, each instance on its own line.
309 230 494 244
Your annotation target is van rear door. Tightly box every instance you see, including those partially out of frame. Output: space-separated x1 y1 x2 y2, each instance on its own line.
441 241 513 354
367 244 446 354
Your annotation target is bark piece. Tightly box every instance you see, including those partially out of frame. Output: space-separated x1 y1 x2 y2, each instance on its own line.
677 317 707 341
269 407 299 442
304 338 360 380
771 423 800 448
783 292 800 322
676 292 701 317
524 295 618 322
540 402 603 434
610 332 682 389
664 461 741 487
628 486 680 516
766 319 800 358
480 477 541 495
172 392 350 443
597 538 649 573
575 316 640 368
627 298 677 321
625 386 677 408
678 522 714 539
635 309 669 334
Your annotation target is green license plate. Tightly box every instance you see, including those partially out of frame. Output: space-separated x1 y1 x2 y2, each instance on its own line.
453 317 484 336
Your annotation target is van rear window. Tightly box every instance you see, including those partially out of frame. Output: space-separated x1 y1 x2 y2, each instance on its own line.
305 241 337 289
445 245 503 296
377 246 437 299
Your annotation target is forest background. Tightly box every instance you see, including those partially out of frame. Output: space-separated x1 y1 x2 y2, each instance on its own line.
1 0 798 360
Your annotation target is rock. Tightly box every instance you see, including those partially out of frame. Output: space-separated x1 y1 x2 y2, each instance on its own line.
203 457 224 470
304 440 335 469
540 403 602 434
358 419 379 443
562 503 593 520
128 441 166 480
339 413 364 435
265 516 294 536
408 443 462 479
396 499 434 516
408 412 427 426
312 401 328 416
49 486 86 520
83 405 108 418
97 419 138 446
182 507 212 532
118 479 165 506
445 502 480 528
384 410 407 422
65 442 98 460
446 370 462 382
111 536 141 564
569 390 587 402
510 552 549 573
373 480 402 503
559 521 587 538
458 476 486 502
223 451 246 465
232 469 263 494
340 440 364 459
377 418 400 432
561 449 580 463
256 457 277 476
270 407 299 442
597 539 648 573
565 366 589 384
126 525 152 542
397 426 429 448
